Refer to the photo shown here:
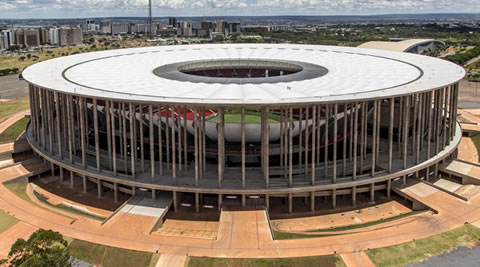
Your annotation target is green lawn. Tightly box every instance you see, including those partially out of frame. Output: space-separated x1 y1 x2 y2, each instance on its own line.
0 117 29 143
470 134 480 162
0 97 29 122
365 224 480 267
68 239 155 267
0 209 19 233
187 255 346 267
4 180 30 203
208 111 289 124
32 190 105 221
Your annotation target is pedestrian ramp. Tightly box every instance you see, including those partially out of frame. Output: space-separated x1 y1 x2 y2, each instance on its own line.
213 207 274 249
102 192 172 234
439 159 480 185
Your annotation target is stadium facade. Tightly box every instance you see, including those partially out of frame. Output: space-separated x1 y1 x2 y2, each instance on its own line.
23 44 465 213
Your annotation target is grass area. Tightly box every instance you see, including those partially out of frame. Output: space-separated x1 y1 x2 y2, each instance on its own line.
365 224 480 267
0 97 29 122
0 117 29 143
187 255 346 267
208 111 294 124
32 190 105 221
4 180 31 203
470 134 480 162
272 210 427 240
0 209 19 233
308 210 427 233
148 253 161 267
68 239 155 267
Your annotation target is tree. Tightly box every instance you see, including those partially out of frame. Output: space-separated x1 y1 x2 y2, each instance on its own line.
27 54 31 60
0 229 71 267
18 56 26 61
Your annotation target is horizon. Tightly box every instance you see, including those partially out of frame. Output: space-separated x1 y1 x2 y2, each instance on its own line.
1 12 479 21
1 0 479 20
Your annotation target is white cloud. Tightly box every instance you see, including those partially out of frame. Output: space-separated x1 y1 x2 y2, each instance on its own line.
0 0 478 18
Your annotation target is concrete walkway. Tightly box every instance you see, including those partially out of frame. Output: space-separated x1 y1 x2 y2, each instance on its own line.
340 251 375 267
0 110 29 133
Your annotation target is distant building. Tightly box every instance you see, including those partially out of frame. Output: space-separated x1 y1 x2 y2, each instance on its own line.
0 30 14 50
168 17 177 27
111 23 129 35
100 21 111 34
49 27 82 46
15 29 40 47
227 22 241 35
358 39 446 54
176 21 193 37
271 25 292 31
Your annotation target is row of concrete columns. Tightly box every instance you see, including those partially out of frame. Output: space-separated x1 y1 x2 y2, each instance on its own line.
28 84 458 190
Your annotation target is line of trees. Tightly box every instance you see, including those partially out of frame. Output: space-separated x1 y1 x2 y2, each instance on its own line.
0 68 19 76
445 45 480 65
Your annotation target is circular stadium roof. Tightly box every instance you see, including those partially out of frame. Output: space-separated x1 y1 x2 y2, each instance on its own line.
23 44 465 105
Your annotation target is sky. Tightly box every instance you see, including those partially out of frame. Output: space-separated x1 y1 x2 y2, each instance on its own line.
1 0 479 19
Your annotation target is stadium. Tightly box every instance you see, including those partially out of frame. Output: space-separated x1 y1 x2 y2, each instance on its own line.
23 43 465 215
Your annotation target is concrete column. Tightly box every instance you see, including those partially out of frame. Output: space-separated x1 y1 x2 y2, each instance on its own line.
217 107 224 188
218 193 222 211
370 183 375 203
97 179 102 198
352 186 357 206
111 102 117 176
157 105 163 176
332 189 337 209
149 105 155 180
140 105 145 173
289 107 293 187
129 103 136 179
241 108 246 189
299 108 303 168
343 104 348 176
242 194 246 206
114 182 118 203
194 109 199 187
304 107 309 178
265 107 270 188
288 193 293 214
183 106 188 172
173 191 177 212
132 186 136 196
416 95 422 164
54 92 62 159
359 103 365 172
79 97 86 168
265 194 270 210
47 91 54 154
402 96 409 169
171 106 176 181
324 105 329 178
371 100 377 176
82 175 87 193
310 192 315 212
311 105 316 185
165 106 170 170
333 104 338 182
387 179 392 199
93 99 100 171
353 102 358 180
106 101 112 171
427 92 432 160
152 189 156 200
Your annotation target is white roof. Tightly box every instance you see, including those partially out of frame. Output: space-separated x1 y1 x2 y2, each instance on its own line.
23 43 465 105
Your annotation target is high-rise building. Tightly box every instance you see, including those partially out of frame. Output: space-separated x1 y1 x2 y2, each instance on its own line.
168 17 177 27
49 27 82 46
227 22 241 35
15 29 40 47
111 23 129 35
0 30 13 50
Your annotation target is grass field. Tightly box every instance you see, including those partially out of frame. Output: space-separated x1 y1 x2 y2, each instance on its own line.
365 224 480 267
68 239 155 267
0 97 29 122
0 117 29 143
470 134 480 162
4 180 31 203
0 209 19 233
187 255 346 267
208 111 292 123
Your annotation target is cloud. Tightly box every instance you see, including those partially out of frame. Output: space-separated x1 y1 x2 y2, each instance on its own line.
0 0 478 18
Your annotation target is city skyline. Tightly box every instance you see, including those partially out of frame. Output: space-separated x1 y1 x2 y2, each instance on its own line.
1 0 479 19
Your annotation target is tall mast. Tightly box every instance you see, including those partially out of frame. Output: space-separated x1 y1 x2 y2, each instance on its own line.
149 0 152 37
